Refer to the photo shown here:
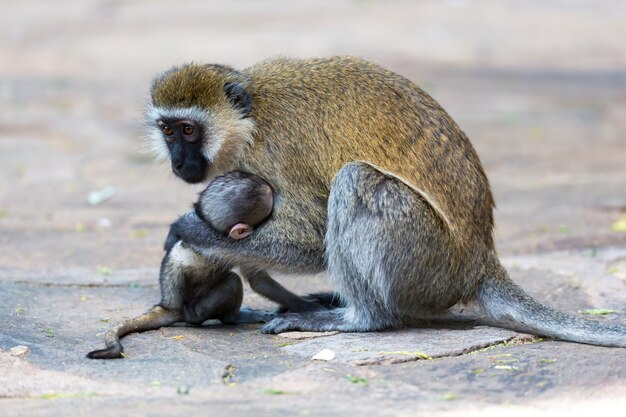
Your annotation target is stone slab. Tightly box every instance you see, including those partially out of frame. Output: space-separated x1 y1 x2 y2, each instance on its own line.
281 327 524 364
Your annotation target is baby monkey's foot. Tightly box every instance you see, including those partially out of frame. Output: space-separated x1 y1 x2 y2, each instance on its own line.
226 306 276 324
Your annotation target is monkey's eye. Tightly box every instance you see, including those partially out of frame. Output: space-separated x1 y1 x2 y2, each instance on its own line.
161 124 173 136
183 124 194 135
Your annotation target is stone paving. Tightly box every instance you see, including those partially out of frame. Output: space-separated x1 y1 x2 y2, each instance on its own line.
1 1 625 416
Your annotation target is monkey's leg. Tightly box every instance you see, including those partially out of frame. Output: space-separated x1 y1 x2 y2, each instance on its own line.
86 245 206 360
241 266 326 313
295 292 344 309
274 292 344 314
160 245 274 325
86 306 181 359
262 161 458 333
177 269 274 325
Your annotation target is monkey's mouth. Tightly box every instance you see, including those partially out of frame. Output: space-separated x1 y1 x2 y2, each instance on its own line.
173 163 210 184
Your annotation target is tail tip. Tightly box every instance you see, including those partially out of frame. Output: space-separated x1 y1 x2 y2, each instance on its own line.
86 347 124 360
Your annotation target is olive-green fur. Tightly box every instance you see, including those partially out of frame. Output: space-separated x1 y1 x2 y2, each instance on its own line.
150 56 625 347
151 57 493 302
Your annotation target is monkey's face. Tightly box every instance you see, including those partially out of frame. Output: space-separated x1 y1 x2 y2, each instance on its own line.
156 118 208 183
146 64 255 184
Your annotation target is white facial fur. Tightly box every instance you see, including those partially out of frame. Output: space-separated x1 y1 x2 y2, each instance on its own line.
144 104 255 179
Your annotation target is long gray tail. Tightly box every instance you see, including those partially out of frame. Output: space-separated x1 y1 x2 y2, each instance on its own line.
476 269 626 348
86 306 181 359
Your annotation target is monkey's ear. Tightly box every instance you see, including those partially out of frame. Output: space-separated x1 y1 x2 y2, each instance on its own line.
223 82 252 117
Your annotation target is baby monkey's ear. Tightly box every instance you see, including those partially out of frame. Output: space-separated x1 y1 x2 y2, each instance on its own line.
228 223 253 240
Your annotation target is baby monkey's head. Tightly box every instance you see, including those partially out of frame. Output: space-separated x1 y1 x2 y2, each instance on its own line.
195 171 274 239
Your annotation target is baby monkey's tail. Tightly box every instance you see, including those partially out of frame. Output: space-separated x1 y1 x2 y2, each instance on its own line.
86 306 181 359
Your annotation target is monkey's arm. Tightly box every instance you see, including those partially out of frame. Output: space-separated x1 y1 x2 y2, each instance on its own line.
163 222 181 252
171 211 325 274
241 266 327 312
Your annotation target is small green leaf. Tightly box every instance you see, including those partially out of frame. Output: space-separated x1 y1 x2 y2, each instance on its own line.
262 388 291 395
96 266 112 276
222 365 237 387
440 392 457 401
579 308 618 316
489 353 512 358
345 374 368 385
494 364 518 370
379 350 433 360
38 391 97 399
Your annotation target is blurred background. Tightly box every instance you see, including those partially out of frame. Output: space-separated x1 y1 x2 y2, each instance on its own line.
1 0 625 281
1 2 625 413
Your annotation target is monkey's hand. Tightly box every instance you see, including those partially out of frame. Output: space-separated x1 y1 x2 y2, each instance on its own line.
171 211 226 248
163 221 182 252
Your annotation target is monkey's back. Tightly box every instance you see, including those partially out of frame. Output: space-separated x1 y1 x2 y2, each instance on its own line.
242 57 495 251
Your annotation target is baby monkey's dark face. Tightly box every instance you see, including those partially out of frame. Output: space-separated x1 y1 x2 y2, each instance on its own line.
195 171 274 239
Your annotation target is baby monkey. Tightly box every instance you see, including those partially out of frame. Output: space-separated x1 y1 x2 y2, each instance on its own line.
195 170 274 241
87 171 291 359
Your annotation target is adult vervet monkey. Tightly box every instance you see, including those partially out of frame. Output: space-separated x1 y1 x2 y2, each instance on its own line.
148 56 625 347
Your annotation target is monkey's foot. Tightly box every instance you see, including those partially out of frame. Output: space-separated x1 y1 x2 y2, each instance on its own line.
261 308 390 333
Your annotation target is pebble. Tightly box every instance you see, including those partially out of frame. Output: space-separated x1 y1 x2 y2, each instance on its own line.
9 345 30 356
312 349 336 361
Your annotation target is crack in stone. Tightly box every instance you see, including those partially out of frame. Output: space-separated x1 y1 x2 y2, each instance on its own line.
352 334 540 366
3 280 157 289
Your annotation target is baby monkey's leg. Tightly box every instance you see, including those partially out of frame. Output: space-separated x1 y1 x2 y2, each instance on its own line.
182 270 274 325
